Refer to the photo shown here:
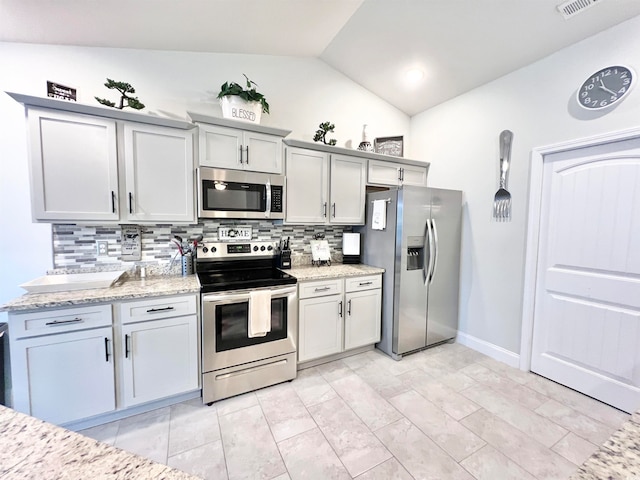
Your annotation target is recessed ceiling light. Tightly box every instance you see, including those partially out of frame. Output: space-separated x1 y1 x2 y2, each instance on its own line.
405 68 425 84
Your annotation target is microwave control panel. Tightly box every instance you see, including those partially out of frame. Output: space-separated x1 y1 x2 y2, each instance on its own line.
271 186 283 213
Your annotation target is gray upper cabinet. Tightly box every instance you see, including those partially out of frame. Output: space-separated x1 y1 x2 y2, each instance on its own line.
367 159 428 187
285 147 366 225
188 112 291 175
25 107 195 224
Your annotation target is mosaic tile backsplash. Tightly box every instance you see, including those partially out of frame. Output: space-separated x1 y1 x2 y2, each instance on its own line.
52 220 353 271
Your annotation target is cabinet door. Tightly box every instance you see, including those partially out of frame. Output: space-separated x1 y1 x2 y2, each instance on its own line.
123 123 195 223
11 327 115 425
121 315 199 407
298 294 343 362
27 108 119 221
243 131 283 174
344 289 382 350
400 164 428 187
367 159 401 186
197 124 242 169
330 154 366 225
285 147 329 224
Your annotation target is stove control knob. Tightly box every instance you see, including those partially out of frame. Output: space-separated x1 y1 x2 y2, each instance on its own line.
211 246 217 253
202 247 209 253
267 245 273 251
260 246 266 251
253 246 259 252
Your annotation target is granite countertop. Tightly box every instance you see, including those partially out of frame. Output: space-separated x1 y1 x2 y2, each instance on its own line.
288 263 384 281
571 409 640 479
0 275 200 313
0 405 197 480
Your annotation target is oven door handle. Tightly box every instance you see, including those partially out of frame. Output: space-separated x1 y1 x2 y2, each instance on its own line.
202 285 296 303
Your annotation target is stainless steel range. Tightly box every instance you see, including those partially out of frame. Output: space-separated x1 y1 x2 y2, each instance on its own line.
196 241 298 404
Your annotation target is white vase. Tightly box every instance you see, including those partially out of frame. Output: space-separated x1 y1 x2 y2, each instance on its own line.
220 96 262 124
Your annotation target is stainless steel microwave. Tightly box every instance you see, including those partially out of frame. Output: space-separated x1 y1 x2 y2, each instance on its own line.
197 168 285 219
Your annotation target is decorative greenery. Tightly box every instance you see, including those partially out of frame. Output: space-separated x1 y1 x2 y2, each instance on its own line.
217 74 270 114
313 121 337 146
95 79 145 110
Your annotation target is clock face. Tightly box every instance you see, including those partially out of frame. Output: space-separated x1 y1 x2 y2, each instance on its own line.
577 66 634 110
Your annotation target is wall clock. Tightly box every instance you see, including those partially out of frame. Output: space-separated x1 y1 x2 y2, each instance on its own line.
577 65 634 110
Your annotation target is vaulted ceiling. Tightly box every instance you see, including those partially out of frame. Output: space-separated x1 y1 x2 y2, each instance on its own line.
2 0 640 115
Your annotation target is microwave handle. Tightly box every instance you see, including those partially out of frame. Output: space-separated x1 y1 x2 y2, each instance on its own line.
265 181 272 218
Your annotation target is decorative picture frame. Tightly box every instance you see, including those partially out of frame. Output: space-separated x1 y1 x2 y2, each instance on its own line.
374 135 404 157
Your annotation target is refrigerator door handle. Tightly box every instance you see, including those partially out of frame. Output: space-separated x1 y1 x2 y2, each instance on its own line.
428 219 439 283
423 220 432 285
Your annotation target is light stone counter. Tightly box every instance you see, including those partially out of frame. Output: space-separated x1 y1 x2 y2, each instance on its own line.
287 263 384 282
570 410 640 479
0 275 200 313
0 405 197 480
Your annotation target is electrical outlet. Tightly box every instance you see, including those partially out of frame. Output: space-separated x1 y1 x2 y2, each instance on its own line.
96 241 109 257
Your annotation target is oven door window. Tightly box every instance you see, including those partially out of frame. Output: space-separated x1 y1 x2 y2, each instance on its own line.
215 297 287 351
202 180 266 212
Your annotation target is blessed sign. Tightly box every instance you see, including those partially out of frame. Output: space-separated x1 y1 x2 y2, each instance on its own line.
47 81 77 101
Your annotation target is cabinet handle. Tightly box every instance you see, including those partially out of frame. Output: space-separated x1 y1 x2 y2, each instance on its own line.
104 337 110 362
347 299 352 316
323 202 327 217
239 145 244 164
111 191 116 213
314 286 331 292
332 203 336 218
399 167 405 182
128 192 133 214
245 145 249 164
146 306 175 313
338 301 343 318
125 334 130 358
45 318 83 326
358 281 373 286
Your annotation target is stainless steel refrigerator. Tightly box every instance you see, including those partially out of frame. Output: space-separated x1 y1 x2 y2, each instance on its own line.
357 186 462 359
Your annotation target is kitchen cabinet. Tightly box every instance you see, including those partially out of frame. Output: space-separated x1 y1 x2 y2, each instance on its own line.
188 111 291 174
285 147 366 225
15 94 195 223
367 159 428 187
297 274 381 363
118 295 199 407
9 305 116 425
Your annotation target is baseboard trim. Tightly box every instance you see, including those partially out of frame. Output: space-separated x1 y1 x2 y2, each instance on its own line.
456 331 520 369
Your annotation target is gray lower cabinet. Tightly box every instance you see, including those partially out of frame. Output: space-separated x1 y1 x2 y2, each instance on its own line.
7 294 199 426
297 275 382 363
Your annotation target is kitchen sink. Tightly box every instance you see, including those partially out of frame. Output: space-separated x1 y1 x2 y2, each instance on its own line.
20 271 127 294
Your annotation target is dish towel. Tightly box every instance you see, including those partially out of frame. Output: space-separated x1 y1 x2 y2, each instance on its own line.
249 290 272 338
372 199 387 230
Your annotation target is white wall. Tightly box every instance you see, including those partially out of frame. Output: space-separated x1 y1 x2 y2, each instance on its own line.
410 15 640 355
0 43 410 318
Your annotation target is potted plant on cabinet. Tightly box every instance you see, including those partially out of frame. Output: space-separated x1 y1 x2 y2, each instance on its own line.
217 74 270 124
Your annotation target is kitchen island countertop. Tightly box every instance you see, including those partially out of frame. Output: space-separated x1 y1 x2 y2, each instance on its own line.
0 404 197 480
0 275 200 313
287 263 384 281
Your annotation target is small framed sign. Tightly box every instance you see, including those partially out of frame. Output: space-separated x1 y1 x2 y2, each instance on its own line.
120 225 141 261
47 81 77 101
374 136 404 157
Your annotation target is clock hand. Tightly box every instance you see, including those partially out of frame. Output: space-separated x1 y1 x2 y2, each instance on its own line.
598 80 617 96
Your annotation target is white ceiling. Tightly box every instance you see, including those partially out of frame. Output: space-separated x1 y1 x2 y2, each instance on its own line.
2 0 640 116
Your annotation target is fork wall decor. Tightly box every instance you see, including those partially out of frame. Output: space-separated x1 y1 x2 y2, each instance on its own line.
493 129 513 221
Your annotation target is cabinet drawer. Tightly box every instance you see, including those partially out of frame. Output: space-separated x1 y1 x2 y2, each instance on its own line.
298 278 343 299
345 275 382 292
10 304 112 339
119 294 197 324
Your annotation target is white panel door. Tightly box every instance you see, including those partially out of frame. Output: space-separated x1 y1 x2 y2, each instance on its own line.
298 295 343 362
243 131 282 174
285 147 329 224
344 289 381 350
121 315 199 407
197 124 242 169
330 154 366 225
123 123 195 223
28 108 119 221
531 138 640 413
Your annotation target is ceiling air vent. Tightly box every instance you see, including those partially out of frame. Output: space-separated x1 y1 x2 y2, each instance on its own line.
557 0 602 19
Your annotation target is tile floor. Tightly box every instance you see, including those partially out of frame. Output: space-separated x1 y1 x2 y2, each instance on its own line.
80 343 630 479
